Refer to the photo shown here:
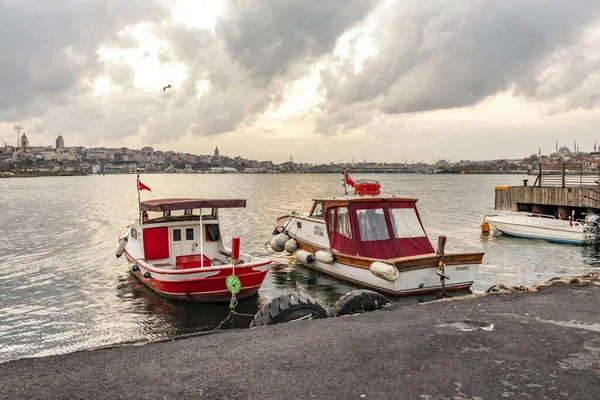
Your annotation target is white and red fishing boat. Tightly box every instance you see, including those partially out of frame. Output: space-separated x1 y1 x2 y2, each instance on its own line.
270 176 484 296
117 178 271 302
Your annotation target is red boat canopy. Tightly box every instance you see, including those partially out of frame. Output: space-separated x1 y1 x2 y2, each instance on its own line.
141 198 246 212
323 198 435 258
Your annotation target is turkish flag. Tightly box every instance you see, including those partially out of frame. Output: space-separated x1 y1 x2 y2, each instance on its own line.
138 179 151 192
345 172 355 187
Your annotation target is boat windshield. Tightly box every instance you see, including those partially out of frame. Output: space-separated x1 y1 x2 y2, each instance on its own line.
357 209 389 241
388 208 426 238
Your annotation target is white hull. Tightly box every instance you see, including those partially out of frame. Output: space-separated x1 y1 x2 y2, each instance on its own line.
486 214 598 245
296 256 478 295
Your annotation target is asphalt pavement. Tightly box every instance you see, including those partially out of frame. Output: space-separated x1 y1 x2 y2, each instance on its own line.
1 276 599 399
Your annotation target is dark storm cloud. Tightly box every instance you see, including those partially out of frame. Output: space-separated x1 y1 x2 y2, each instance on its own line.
217 0 378 83
316 0 600 134
0 0 168 119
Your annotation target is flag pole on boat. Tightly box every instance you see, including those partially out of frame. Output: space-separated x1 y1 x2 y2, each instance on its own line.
343 166 348 195
136 172 141 224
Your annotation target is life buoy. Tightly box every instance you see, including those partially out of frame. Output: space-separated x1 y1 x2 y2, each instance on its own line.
354 180 381 195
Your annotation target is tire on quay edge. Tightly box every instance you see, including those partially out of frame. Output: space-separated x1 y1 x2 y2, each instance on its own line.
249 291 328 328
330 290 391 317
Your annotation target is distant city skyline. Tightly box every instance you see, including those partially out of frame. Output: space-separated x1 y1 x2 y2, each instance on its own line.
2 1 600 164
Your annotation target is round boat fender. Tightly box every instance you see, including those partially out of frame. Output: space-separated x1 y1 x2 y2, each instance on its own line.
315 251 334 264
249 291 328 327
273 233 290 248
284 238 298 253
143 271 151 278
131 265 139 272
331 290 391 317
369 262 399 282
115 237 128 258
295 249 315 264
270 236 285 252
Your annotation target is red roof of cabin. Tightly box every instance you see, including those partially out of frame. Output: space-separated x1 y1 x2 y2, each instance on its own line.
141 198 246 212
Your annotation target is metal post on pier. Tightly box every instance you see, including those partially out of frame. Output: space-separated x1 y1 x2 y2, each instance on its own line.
562 162 566 188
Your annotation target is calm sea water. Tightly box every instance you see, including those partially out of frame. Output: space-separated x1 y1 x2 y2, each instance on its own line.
1 173 599 362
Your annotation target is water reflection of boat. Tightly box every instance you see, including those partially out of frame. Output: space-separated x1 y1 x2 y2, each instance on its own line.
485 212 600 245
115 274 259 333
270 178 484 296
117 197 271 302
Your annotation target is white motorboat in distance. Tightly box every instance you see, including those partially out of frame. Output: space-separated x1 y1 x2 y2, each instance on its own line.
484 212 600 245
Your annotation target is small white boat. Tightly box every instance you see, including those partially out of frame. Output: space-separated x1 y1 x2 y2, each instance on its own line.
484 212 600 245
117 197 271 302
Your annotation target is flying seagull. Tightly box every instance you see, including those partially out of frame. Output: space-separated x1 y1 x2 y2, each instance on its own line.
163 84 172 92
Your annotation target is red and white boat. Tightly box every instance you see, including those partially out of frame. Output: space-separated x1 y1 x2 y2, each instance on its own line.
270 178 484 296
117 197 271 302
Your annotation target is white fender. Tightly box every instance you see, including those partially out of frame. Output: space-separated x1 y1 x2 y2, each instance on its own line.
284 238 298 253
315 250 334 264
370 262 399 282
270 236 284 252
273 233 290 248
116 238 128 258
295 249 315 264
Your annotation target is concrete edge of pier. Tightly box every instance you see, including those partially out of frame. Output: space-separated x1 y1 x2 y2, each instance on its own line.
2 273 600 399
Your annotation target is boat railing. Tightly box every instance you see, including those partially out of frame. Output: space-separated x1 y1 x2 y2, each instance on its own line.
528 213 556 219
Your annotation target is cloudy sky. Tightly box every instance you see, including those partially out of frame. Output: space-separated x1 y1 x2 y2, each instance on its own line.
2 0 600 164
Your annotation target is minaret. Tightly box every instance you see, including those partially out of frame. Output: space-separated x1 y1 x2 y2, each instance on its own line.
595 142 597 152
539 147 541 158
574 141 577 153
556 141 558 152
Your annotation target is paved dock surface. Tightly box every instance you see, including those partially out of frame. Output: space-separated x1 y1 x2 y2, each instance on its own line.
1 277 600 399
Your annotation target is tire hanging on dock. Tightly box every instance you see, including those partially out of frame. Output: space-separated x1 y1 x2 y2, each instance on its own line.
330 290 391 317
249 291 327 327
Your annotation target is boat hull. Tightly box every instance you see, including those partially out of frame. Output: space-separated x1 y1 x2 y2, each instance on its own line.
486 215 597 245
125 251 270 303
295 258 476 296
291 241 480 296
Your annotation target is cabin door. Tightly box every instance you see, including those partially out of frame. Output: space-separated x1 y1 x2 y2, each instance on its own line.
170 227 198 263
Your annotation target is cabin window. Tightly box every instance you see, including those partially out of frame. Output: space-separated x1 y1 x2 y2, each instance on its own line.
297 221 302 230
335 207 352 238
389 209 426 238
328 209 335 231
173 229 182 241
356 209 390 241
186 228 194 240
131 229 138 239
311 203 324 218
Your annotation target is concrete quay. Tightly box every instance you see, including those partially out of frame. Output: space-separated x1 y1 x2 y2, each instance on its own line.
1 275 600 399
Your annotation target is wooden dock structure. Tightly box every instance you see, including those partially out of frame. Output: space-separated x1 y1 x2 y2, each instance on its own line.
495 162 600 217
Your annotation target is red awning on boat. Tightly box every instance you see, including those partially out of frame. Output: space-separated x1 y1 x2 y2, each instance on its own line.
141 198 246 212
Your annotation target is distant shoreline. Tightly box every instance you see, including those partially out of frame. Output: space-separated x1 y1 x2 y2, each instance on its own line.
1 170 529 178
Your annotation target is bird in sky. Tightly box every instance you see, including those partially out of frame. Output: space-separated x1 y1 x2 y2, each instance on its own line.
163 84 172 92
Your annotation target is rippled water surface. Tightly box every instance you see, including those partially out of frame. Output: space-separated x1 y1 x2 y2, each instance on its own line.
1 173 600 362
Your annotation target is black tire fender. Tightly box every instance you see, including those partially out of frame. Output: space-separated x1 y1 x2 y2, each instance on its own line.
249 291 328 328
330 290 391 317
